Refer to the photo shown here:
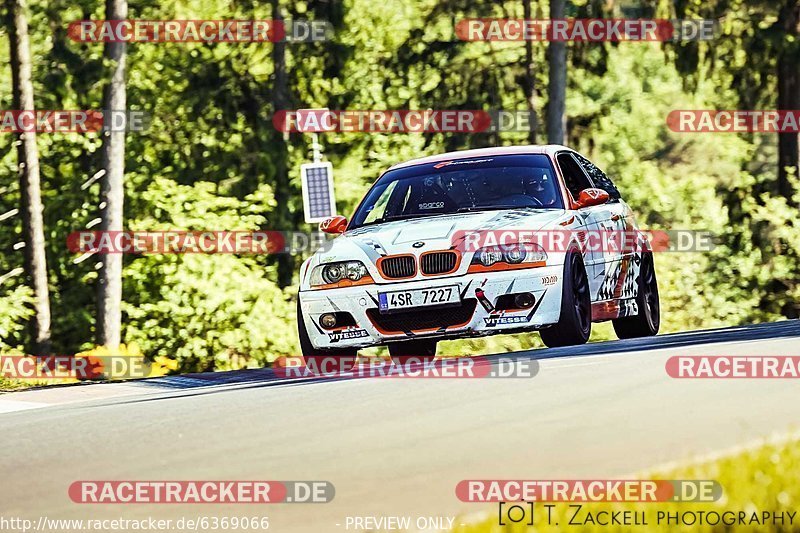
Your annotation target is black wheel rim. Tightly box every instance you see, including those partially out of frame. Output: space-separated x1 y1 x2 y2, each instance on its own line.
641 255 660 330
572 255 590 333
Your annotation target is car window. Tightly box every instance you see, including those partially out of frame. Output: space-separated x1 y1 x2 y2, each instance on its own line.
349 154 563 229
362 181 398 224
556 153 593 200
573 153 622 200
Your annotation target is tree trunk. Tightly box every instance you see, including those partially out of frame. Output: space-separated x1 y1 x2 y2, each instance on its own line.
271 0 294 287
96 0 127 348
7 0 52 355
546 0 566 144
777 0 800 202
522 0 538 144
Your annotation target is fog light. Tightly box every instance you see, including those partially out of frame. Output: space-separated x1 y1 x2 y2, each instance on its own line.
319 313 337 329
514 293 535 309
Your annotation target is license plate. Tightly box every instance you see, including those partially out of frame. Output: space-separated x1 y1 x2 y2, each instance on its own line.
378 285 460 313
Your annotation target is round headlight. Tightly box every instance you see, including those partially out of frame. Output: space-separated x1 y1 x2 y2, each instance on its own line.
346 261 366 281
322 263 345 284
479 248 503 267
503 245 527 264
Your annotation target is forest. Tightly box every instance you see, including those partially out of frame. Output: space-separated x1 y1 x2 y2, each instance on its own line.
1 0 798 374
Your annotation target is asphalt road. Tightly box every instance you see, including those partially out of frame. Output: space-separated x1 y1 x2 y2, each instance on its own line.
1 320 799 532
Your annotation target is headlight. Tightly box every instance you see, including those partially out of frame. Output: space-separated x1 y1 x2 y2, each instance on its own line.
502 244 527 264
520 243 547 263
345 262 367 281
310 260 372 288
478 247 504 267
322 263 346 284
470 243 547 271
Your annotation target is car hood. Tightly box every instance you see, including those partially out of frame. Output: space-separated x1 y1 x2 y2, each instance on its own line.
317 209 567 261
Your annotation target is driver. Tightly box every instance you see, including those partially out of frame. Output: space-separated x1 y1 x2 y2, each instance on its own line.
525 171 558 206
414 176 452 212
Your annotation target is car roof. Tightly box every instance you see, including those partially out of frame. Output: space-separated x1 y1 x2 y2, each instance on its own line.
386 144 571 171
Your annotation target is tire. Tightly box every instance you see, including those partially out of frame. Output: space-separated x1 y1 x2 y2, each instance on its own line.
388 339 437 366
297 299 357 374
613 252 660 339
540 250 592 348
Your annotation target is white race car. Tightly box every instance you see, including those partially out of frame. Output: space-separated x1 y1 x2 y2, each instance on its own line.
297 145 659 370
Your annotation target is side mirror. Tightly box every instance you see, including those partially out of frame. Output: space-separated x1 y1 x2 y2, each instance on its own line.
320 215 348 235
576 188 610 208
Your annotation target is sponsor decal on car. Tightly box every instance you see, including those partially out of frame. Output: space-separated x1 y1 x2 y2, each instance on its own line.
328 328 368 342
432 158 494 169
475 287 494 312
484 315 531 327
542 275 558 286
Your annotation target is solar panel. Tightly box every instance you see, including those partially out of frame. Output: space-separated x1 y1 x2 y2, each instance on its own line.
300 162 336 223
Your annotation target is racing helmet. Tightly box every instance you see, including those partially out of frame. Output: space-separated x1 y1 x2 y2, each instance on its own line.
525 171 557 206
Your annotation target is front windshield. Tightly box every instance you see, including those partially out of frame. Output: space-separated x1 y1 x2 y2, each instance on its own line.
349 154 563 230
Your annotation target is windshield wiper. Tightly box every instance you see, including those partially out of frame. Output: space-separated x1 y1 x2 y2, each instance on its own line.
359 212 440 227
380 213 428 222
381 213 429 222
456 205 541 213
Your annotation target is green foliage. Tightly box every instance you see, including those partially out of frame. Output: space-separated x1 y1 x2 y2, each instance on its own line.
706 172 800 322
0 283 33 351
567 44 751 334
0 0 797 366
121 178 297 371
124 253 297 371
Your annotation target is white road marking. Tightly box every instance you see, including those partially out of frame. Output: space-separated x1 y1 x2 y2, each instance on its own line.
0 326 796 413
549 361 604 369
0 400 48 414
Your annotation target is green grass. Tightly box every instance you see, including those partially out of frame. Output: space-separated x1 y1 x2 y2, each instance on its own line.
0 376 32 392
452 432 800 533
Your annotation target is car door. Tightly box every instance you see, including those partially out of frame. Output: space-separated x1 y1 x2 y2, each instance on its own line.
573 152 637 301
554 151 610 301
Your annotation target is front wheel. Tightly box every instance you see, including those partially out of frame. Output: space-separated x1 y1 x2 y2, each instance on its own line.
540 251 592 348
297 299 357 374
612 252 660 339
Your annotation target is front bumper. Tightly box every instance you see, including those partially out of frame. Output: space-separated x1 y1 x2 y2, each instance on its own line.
299 265 564 350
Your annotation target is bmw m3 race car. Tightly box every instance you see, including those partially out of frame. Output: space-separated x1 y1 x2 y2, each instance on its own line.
297 145 660 370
